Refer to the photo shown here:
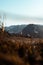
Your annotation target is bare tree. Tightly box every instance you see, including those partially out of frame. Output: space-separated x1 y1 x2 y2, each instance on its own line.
0 14 6 32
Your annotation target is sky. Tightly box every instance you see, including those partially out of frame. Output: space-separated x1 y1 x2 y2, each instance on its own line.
0 0 43 26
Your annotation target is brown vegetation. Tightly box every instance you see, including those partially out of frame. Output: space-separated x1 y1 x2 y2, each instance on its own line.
0 30 43 65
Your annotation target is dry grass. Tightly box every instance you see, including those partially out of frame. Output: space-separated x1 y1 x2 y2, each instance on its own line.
0 31 43 65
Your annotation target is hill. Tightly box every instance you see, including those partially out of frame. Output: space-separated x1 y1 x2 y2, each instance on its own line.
5 25 27 34
22 24 43 38
5 24 43 38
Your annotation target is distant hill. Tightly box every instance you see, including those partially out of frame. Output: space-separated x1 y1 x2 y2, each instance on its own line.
22 24 43 38
5 25 27 34
5 24 43 38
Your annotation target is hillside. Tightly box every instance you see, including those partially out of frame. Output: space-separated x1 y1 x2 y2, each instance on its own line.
5 24 43 38
22 24 43 38
0 29 43 65
5 25 27 34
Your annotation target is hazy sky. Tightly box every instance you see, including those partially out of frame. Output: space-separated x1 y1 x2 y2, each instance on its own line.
0 0 43 26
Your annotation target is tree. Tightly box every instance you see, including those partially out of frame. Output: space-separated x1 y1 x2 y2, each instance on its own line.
0 15 5 32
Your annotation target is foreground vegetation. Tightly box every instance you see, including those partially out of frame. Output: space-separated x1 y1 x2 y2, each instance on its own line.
0 30 43 65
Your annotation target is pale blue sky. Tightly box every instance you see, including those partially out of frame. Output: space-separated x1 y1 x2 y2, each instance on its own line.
0 0 43 26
